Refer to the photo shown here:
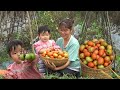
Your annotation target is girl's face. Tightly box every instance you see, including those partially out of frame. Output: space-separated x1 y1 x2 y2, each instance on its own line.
38 31 50 42
10 45 24 64
58 25 72 39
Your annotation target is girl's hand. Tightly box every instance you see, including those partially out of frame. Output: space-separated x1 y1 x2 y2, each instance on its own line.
44 60 57 71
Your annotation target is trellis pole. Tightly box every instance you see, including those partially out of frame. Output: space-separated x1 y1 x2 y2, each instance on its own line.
80 11 89 44
106 11 116 71
26 11 35 54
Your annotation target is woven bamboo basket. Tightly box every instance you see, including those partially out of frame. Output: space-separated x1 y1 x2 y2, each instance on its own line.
40 55 68 67
79 45 117 79
79 49 114 79
80 60 113 79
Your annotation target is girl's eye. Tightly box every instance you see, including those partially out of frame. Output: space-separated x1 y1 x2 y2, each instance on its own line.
20 51 23 54
14 52 17 54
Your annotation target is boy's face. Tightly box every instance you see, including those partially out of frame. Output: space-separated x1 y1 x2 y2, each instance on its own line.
38 31 50 42
10 45 24 64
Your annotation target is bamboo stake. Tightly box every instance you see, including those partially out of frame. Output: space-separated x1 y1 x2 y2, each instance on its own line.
26 11 35 54
100 70 113 79
80 11 88 45
108 67 120 79
106 11 116 72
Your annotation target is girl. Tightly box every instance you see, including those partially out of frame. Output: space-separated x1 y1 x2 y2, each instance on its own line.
33 25 60 74
4 40 43 79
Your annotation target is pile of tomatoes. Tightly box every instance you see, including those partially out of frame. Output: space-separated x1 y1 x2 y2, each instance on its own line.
79 38 115 69
39 47 69 60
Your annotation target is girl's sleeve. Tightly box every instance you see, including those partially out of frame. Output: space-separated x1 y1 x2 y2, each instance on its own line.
35 46 43 54
4 70 18 79
33 42 43 54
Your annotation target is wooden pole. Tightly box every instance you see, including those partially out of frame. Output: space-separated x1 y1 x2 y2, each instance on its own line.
100 70 113 79
26 11 35 54
106 11 116 71
109 67 120 79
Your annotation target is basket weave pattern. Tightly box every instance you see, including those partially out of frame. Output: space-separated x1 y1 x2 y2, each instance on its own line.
80 60 112 79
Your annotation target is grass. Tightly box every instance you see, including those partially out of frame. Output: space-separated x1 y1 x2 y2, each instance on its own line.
43 72 120 79
0 49 120 79
44 73 77 79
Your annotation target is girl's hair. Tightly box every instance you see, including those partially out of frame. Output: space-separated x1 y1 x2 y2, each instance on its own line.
7 40 23 57
59 18 74 30
38 25 51 35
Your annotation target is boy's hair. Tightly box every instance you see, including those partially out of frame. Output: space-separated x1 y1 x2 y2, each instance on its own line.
7 40 23 57
38 25 51 35
59 18 74 30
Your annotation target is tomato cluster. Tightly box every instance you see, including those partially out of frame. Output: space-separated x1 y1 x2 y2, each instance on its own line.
39 48 69 60
79 38 115 69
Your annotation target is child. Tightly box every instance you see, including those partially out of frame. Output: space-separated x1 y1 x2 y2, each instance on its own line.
33 25 60 74
4 40 44 79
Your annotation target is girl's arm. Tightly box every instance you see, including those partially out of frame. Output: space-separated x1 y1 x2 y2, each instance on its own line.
33 42 44 54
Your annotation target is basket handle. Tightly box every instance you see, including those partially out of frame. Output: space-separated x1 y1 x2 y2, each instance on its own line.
108 67 120 79
100 70 113 79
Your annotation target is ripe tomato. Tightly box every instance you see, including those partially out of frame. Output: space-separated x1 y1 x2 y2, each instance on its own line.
98 57 104 65
47 52 53 57
58 51 64 57
87 41 94 46
84 51 91 57
94 46 98 49
53 53 58 58
96 44 101 47
98 49 105 56
79 45 85 52
104 62 109 67
79 53 85 59
83 49 88 53
58 55 63 59
64 53 68 58
104 56 110 62
96 55 100 60
91 53 97 60
87 62 94 68
50 55 54 59
93 50 99 55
